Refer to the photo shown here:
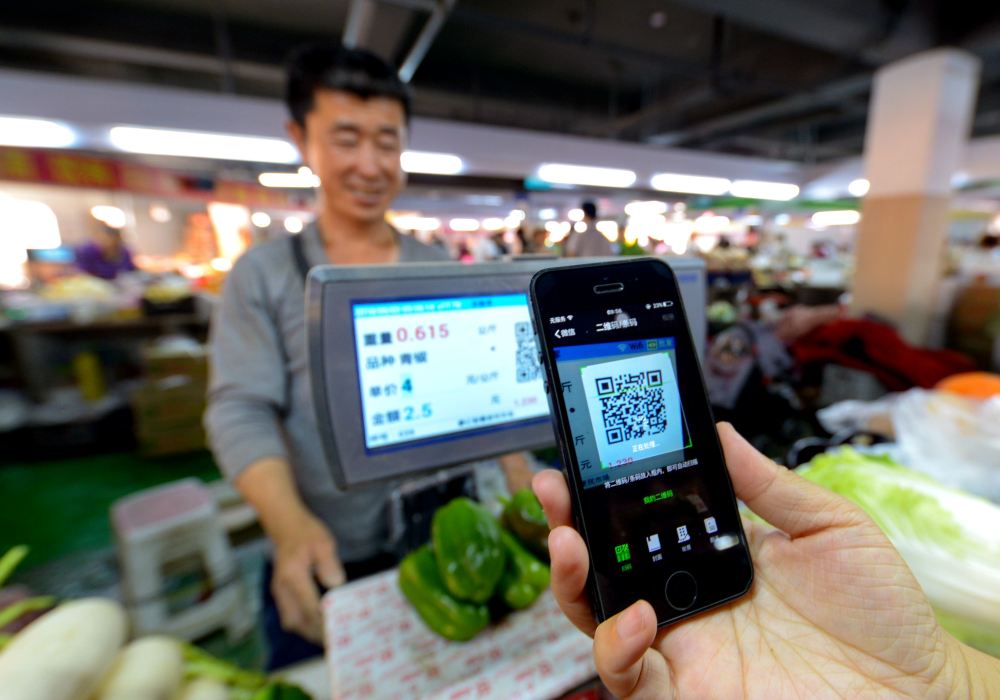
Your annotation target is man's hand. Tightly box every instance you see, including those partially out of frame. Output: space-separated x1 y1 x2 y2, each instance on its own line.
534 423 977 699
270 510 345 643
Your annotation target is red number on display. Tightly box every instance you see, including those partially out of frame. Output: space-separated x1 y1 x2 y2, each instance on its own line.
395 324 449 342
396 327 408 342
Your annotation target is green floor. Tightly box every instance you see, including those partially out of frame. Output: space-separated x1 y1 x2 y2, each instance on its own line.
0 450 221 571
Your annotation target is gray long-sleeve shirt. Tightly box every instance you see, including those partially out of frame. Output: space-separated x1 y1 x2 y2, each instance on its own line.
205 224 450 560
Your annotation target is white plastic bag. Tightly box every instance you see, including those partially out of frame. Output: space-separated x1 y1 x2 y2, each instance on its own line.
892 389 1000 503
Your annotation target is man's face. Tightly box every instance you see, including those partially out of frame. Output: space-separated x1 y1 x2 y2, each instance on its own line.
288 90 406 226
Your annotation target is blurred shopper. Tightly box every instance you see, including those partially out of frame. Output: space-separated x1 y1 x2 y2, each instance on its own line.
205 44 533 668
564 201 615 257
75 224 136 280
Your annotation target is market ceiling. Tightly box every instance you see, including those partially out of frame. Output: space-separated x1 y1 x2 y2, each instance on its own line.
2 0 1000 164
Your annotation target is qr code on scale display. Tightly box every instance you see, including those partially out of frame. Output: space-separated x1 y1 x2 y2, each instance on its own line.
595 371 667 444
515 321 541 383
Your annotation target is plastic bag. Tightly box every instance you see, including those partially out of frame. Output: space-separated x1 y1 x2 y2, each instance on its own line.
892 389 1000 503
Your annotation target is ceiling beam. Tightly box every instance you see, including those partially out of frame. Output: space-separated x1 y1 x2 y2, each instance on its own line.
398 0 455 83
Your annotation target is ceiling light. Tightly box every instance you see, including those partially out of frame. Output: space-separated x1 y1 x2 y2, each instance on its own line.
504 215 522 229
848 178 870 197
538 208 558 220
258 171 320 188
694 214 730 235
91 205 127 229
148 203 172 223
537 163 636 188
393 215 441 231
508 209 526 221
811 210 861 227
0 116 76 149
545 221 572 242
401 151 464 175
481 217 506 231
250 211 272 228
284 216 304 234
729 180 799 201
109 126 298 163
625 200 668 217
573 221 587 233
449 218 480 232
568 208 584 222
650 173 730 196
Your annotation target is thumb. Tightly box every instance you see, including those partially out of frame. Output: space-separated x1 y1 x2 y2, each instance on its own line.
718 422 859 538
592 601 673 699
312 540 347 589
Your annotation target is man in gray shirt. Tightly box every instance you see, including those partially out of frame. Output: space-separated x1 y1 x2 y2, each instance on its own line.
205 44 532 666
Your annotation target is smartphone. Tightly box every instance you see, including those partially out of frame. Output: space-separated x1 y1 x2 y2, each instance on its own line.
529 258 753 626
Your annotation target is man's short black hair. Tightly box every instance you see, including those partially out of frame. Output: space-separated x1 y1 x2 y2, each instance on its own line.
284 43 411 127
581 201 598 219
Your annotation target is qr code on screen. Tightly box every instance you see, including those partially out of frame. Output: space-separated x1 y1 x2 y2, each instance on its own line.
596 371 667 444
515 321 540 383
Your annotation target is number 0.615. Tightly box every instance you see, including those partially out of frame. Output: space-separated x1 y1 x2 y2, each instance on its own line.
396 323 449 342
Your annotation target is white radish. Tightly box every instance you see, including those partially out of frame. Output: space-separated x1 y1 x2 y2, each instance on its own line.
92 636 183 700
0 597 127 700
177 678 231 700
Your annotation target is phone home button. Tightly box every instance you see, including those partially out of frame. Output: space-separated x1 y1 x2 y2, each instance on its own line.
665 571 698 611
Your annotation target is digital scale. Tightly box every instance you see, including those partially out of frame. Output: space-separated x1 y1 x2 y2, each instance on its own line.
307 257 706 490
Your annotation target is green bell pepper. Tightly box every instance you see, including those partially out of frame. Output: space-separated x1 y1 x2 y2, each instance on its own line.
496 530 550 610
398 545 490 641
431 497 506 603
500 488 550 559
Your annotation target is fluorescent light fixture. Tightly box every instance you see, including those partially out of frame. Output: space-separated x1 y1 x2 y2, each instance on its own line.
650 173 730 196
3 199 62 248
392 215 442 232
284 216 304 234
91 205 127 229
848 178 870 197
774 213 791 226
811 210 861 227
401 151 464 175
538 208 558 220
449 218 480 232
250 211 272 228
694 214 730 235
573 221 587 233
624 200 667 217
729 180 799 201
109 125 298 163
481 217 506 231
596 220 619 241
258 171 320 188
537 163 636 188
568 208 584 222
0 116 76 149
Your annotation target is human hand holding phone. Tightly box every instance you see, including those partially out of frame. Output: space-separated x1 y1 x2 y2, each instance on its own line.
533 423 982 699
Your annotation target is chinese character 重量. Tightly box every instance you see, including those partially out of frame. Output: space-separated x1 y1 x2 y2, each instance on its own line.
381 355 395 367
366 357 379 370
414 352 428 363
370 386 382 398
401 353 413 365
364 333 377 346
387 410 401 423
380 331 392 345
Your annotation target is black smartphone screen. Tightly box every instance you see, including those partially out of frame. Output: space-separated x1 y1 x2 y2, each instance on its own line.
530 258 753 625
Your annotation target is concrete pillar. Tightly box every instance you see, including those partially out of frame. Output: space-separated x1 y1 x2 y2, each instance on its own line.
851 49 980 344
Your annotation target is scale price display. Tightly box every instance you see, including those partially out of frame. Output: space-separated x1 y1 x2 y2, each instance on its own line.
352 293 549 450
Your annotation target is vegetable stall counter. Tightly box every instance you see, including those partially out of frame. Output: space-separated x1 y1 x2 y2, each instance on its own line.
322 569 596 699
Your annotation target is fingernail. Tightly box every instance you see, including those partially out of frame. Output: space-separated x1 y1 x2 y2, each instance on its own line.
616 604 644 640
